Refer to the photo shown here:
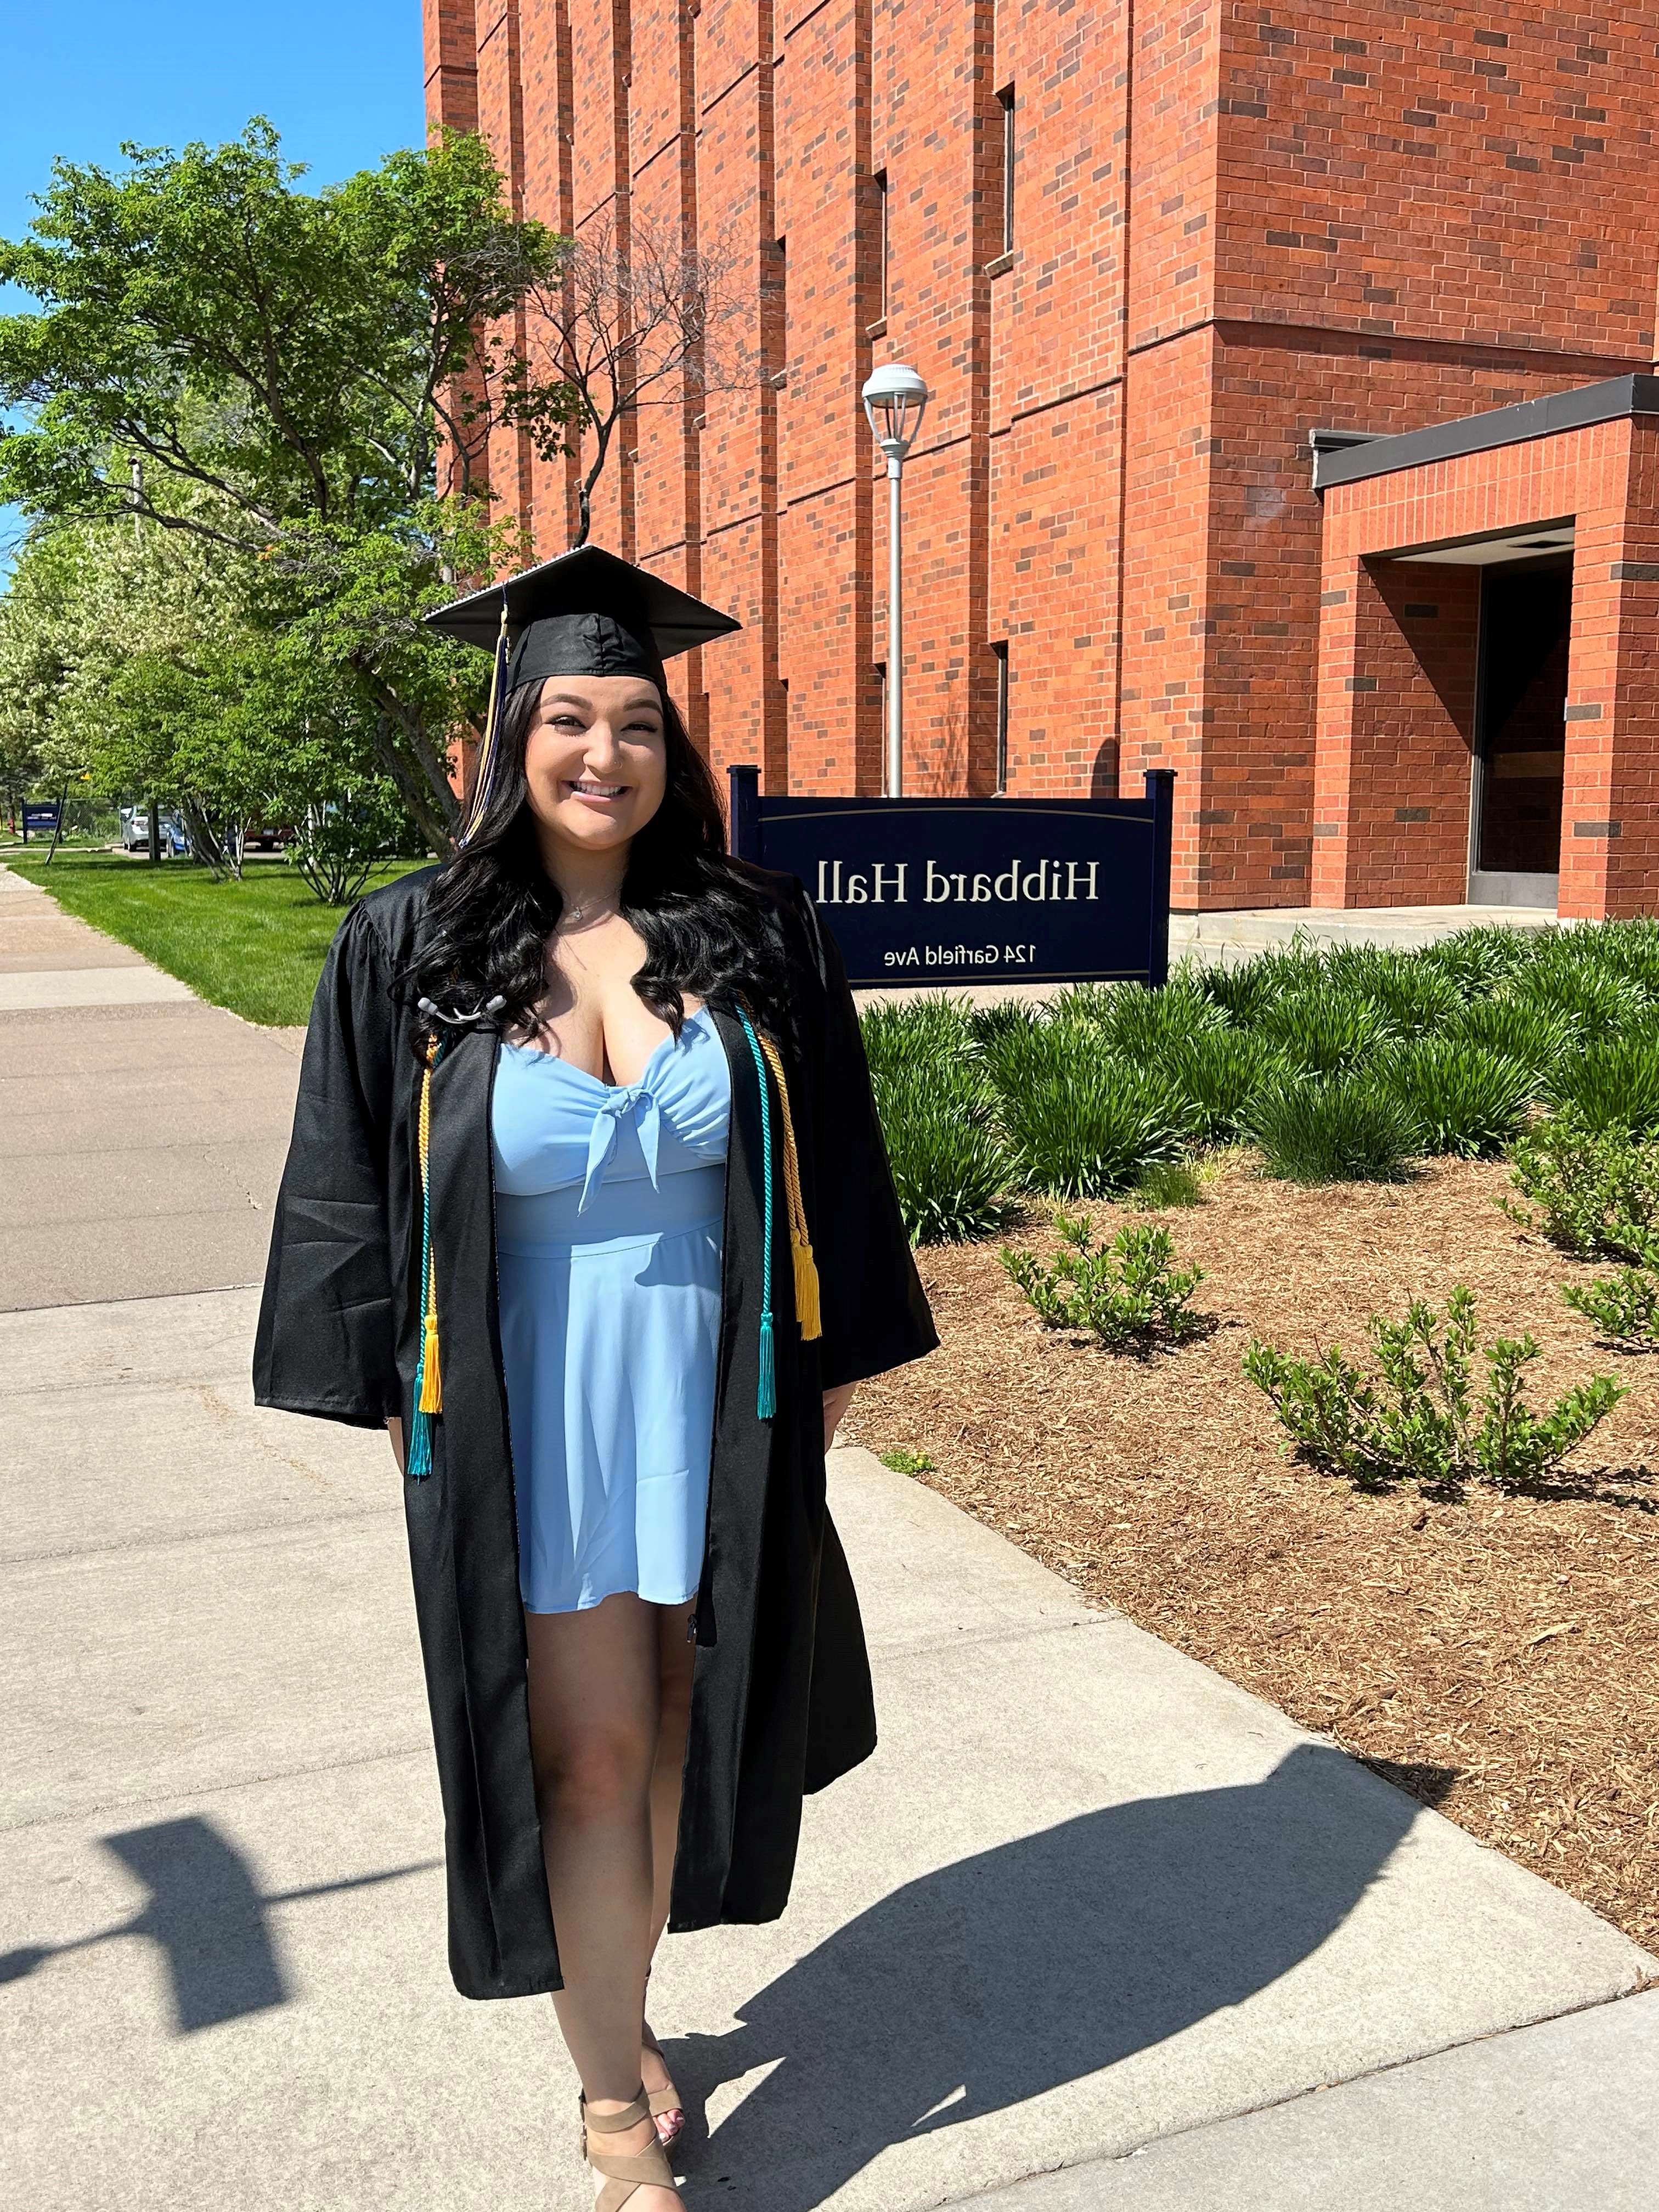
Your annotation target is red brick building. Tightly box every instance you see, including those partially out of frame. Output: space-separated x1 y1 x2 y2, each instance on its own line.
423 1 1659 919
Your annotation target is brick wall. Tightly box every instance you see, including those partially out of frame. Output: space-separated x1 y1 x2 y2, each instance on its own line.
426 0 1659 910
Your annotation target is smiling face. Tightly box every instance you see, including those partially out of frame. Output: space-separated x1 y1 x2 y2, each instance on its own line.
519 673 669 859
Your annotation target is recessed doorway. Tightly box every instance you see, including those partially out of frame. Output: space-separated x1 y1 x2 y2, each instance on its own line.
1469 555 1571 909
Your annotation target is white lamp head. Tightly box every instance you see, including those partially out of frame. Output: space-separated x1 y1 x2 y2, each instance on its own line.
862 361 929 466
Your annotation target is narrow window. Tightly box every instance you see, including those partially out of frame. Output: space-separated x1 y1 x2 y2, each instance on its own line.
992 642 1009 791
874 170 890 320
997 86 1015 254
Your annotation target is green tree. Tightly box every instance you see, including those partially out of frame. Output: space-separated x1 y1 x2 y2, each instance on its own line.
0 122 578 848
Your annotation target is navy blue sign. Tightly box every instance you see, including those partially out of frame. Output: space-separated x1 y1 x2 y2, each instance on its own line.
20 802 60 842
727 768 1175 989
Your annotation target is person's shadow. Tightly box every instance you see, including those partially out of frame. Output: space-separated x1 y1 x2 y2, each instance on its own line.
666 1744 1440 2208
0 1815 438 2034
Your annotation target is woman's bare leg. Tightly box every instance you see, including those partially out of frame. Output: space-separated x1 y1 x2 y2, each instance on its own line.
640 1602 696 2125
524 1593 683 2209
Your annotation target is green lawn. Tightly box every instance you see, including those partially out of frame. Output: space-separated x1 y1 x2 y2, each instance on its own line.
7 852 428 1026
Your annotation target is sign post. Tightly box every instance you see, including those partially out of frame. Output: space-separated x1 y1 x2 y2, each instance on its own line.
728 769 1176 990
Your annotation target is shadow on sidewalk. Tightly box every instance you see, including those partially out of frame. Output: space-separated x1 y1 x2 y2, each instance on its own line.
668 1743 1423 2208
0 1815 438 2033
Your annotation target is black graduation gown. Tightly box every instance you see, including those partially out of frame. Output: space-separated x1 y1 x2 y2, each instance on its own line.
252 861 938 1999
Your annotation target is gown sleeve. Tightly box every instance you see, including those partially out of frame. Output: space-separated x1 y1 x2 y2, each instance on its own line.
789 883 939 1392
252 902 403 1428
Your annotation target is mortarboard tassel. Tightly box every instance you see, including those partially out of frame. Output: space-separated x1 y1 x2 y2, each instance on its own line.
456 593 511 851
408 1032 445 1478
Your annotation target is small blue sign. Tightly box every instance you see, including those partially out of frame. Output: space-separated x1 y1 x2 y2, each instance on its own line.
20 802 60 842
728 769 1175 989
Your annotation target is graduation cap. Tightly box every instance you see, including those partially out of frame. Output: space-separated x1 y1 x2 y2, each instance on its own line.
424 545 742 843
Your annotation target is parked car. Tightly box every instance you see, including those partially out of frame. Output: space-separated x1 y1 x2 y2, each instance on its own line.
118 805 186 855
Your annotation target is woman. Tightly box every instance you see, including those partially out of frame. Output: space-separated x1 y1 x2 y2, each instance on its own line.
253 546 937 2211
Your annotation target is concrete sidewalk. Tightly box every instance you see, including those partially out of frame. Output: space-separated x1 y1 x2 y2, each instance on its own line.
3 864 1655 2210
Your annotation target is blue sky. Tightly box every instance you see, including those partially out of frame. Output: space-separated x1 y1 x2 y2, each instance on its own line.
1 0 427 569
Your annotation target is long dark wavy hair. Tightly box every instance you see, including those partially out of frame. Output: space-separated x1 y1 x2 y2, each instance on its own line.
404 679 797 1050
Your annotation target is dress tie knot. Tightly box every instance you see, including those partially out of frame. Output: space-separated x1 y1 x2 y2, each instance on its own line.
578 1081 663 1212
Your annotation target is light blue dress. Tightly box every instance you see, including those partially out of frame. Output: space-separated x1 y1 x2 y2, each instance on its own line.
490 1007 732 1615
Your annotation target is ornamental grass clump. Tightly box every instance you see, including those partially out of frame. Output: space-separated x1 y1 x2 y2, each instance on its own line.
1243 1285 1624 1492
1248 1071 1422 1184
1545 1035 1659 1139
1376 1037 1533 1159
861 997 1011 1245
870 1059 1012 1245
1321 946 1464 1037
985 1022 1195 1198
1196 943 1325 1028
1155 1026 1287 1143
1502 1108 1659 1262
1417 922 1542 1001
1252 989 1392 1076
1444 996 1572 1086
1001 1213 1209 1351
1071 978 1226 1060
1508 956 1650 1041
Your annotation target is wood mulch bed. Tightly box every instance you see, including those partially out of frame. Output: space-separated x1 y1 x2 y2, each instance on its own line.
842 1154 1659 1954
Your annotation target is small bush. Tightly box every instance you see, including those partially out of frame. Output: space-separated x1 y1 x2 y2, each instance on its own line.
1545 1036 1659 1138
1156 1026 1287 1143
1504 1108 1659 1261
871 1060 1013 1245
1249 1072 1422 1184
1377 1038 1533 1159
1128 1159 1210 1209
1244 1285 1624 1491
1562 1267 1659 1351
1002 1214 1209 1351
984 1022 1195 1198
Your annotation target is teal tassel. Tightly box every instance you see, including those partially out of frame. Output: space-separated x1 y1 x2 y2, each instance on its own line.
407 1406 433 1479
758 1311 776 1419
736 1005 777 1421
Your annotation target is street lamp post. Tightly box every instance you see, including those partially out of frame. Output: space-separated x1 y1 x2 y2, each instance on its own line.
861 362 929 797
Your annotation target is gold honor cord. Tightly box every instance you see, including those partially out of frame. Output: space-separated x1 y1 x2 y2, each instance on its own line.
752 1027 823 1341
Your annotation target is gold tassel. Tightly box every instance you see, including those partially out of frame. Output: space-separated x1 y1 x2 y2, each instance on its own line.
792 1236 822 1340
419 1306 443 1413
754 1025 823 1342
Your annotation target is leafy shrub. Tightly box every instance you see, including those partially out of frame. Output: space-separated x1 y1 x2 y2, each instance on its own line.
1248 1073 1422 1184
1156 1025 1287 1142
1002 1214 1209 1350
870 1059 1012 1244
1377 1038 1533 1158
1561 1267 1659 1351
992 1032 1196 1198
1545 1036 1659 1138
1243 1285 1624 1491
1445 996 1572 1085
1503 1109 1659 1261
1252 989 1391 1076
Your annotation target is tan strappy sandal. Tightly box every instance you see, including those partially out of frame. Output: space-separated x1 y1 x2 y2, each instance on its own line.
578 2088 679 2210
641 2021 685 2150
641 1967 685 2151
